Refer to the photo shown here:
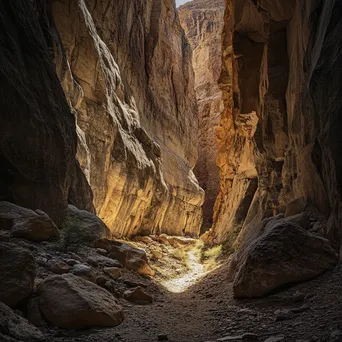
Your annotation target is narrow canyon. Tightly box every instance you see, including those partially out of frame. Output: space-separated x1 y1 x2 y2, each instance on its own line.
0 0 342 341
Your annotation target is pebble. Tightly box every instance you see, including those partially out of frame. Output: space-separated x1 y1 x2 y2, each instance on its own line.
158 333 168 341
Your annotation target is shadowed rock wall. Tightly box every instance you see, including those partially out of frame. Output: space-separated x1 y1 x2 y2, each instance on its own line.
0 0 93 224
178 0 225 234
209 0 342 250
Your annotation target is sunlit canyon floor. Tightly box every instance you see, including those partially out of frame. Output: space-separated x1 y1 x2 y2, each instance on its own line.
47 238 342 342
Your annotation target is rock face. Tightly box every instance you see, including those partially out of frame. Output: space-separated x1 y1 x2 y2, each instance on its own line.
178 0 225 234
37 274 124 329
52 0 204 237
233 219 338 298
0 242 36 307
0 1 93 225
0 301 45 341
62 205 111 244
209 0 342 250
0 202 60 242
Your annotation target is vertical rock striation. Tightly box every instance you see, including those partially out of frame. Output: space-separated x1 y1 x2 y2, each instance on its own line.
52 0 204 237
178 0 225 234
0 0 93 224
209 0 342 250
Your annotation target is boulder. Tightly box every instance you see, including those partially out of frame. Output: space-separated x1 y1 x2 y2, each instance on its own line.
72 264 96 283
11 213 60 242
96 239 154 276
0 202 59 241
123 286 153 305
233 220 338 298
46 259 70 274
0 242 36 306
0 301 45 341
62 205 111 245
104 267 122 280
37 274 124 328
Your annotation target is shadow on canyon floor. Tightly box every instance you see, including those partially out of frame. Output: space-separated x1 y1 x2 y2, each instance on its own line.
48 241 342 342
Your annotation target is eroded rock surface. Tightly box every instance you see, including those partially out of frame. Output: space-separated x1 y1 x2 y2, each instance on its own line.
37 274 124 329
52 0 204 238
233 219 338 298
208 0 342 253
0 242 36 307
0 301 45 341
0 1 93 225
179 0 225 234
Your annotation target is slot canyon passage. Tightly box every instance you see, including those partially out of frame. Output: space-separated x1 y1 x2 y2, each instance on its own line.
1 0 342 341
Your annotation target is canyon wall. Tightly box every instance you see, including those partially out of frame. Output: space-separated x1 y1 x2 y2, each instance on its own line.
0 0 204 237
178 0 225 234
209 0 342 250
51 0 204 237
0 0 94 225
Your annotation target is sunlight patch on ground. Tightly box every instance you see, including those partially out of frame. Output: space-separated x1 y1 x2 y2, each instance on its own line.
160 249 208 293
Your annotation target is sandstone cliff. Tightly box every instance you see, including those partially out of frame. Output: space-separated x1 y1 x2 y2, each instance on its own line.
0 0 94 225
51 0 204 237
209 0 342 250
178 0 225 234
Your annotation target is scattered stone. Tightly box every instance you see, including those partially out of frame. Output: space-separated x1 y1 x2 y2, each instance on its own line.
63 205 111 244
0 301 45 341
96 276 108 287
151 249 163 260
264 336 285 342
293 291 305 302
217 333 258 341
135 236 154 244
330 330 342 339
96 248 108 255
0 242 36 307
37 274 124 328
233 220 338 298
0 230 10 241
87 256 99 267
36 256 48 266
158 333 169 341
66 259 79 266
72 264 96 283
158 234 170 245
47 259 70 274
274 308 295 321
124 286 153 304
104 267 122 279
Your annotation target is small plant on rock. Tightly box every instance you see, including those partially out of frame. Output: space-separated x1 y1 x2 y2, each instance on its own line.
59 216 83 253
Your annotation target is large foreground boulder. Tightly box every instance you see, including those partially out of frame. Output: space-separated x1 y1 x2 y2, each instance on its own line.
37 274 123 329
62 205 111 244
0 202 60 241
0 301 45 341
233 220 338 298
0 242 36 306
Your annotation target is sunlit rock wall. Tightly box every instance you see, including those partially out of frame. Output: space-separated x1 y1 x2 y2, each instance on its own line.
209 0 342 249
52 0 204 237
178 0 225 234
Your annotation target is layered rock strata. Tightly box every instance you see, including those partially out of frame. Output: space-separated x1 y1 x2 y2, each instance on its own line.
209 0 342 251
52 0 204 237
178 0 225 233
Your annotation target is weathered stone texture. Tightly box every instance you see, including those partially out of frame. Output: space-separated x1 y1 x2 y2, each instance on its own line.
179 0 225 233
52 0 204 237
208 0 342 252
